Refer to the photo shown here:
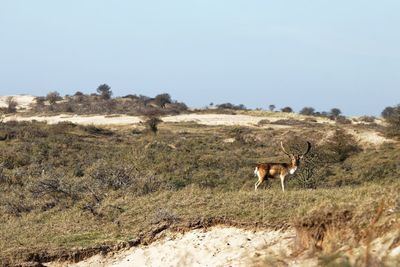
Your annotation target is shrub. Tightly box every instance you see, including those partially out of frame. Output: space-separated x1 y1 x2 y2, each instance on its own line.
257 119 271 126
154 93 172 108
359 116 375 123
330 108 342 118
281 106 293 113
144 117 163 134
46 91 62 105
217 103 246 110
299 107 315 116
382 104 400 138
335 116 352 124
81 125 113 136
6 97 17 113
35 97 46 106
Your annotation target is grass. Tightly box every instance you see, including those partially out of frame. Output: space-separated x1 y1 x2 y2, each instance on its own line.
0 120 399 265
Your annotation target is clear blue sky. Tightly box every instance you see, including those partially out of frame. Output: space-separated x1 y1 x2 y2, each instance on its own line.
1 1 399 115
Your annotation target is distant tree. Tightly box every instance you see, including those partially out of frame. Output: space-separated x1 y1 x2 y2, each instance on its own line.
6 96 17 113
382 106 395 119
330 108 342 118
382 104 400 138
281 106 293 113
74 91 84 96
154 93 172 108
299 107 315 116
96 84 112 100
46 91 62 105
217 103 246 110
268 105 276 112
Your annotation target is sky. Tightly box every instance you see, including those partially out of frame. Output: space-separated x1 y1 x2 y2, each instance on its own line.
1 0 399 115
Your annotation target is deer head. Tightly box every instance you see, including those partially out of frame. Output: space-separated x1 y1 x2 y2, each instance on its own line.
280 141 312 169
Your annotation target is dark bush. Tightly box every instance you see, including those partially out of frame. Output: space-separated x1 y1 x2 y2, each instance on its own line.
359 116 375 123
335 116 352 124
144 117 163 134
281 106 293 113
382 104 400 138
81 125 113 136
217 103 246 110
268 104 276 111
96 84 112 100
6 97 17 113
154 93 172 108
299 107 315 116
330 108 342 118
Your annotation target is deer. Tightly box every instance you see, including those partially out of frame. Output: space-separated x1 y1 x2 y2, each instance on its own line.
254 141 311 192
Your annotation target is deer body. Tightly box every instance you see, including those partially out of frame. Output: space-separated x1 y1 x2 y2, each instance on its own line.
254 141 311 192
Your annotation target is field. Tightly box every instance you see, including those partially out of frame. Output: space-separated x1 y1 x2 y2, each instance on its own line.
0 111 400 266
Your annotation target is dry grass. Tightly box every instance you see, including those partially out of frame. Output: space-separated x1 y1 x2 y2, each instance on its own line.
0 120 399 265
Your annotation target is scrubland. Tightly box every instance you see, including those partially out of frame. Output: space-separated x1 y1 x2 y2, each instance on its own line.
0 115 399 266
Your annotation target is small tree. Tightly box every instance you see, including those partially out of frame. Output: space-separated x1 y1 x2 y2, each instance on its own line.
268 105 276 112
154 93 172 108
299 107 315 116
46 91 62 105
330 108 342 118
96 84 112 100
6 97 17 113
281 106 293 113
382 106 395 120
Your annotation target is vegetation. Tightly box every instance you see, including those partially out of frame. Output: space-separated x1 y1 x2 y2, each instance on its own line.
281 106 293 113
216 102 247 110
0 118 399 265
96 84 112 100
28 85 188 116
382 104 400 138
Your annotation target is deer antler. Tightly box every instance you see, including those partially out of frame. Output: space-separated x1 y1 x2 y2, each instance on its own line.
280 141 291 157
301 141 312 157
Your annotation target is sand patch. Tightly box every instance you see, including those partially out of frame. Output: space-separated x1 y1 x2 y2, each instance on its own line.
46 226 310 267
3 114 270 127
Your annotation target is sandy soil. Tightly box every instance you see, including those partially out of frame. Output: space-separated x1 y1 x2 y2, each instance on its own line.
46 226 314 267
3 114 268 126
4 114 143 125
345 128 390 147
45 226 400 267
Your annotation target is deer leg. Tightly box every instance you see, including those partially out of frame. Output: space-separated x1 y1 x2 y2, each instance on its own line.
280 175 286 192
255 179 263 191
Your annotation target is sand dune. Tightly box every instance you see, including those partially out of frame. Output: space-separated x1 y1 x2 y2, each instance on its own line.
45 225 400 267
3 113 390 146
46 227 314 267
